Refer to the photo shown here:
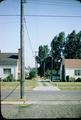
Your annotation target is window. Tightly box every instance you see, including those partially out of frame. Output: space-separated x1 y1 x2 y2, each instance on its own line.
3 68 11 74
74 70 81 76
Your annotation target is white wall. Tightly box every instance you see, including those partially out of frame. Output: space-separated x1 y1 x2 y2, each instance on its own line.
0 65 18 80
65 67 81 79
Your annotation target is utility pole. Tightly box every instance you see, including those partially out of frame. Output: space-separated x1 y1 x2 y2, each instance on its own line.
51 56 53 81
61 50 65 81
20 0 25 99
44 61 45 78
35 51 38 77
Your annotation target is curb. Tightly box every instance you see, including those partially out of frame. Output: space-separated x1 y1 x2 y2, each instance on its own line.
1 100 81 105
1 101 32 105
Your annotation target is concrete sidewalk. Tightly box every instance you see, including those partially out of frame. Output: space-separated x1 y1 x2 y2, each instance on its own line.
1 100 81 105
33 86 60 91
33 79 60 91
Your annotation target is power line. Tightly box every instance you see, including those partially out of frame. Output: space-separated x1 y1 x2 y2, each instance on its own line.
0 14 81 18
25 15 81 18
1 83 19 101
24 16 34 56
26 0 81 5
0 15 20 16
27 0 79 4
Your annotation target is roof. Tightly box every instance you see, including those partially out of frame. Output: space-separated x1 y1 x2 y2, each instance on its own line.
0 52 18 65
64 59 81 68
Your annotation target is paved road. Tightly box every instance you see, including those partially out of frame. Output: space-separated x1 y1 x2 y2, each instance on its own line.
1 103 81 119
1 80 81 118
1 80 81 101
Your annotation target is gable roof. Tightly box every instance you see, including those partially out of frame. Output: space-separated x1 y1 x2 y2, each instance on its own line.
0 52 18 65
64 59 81 68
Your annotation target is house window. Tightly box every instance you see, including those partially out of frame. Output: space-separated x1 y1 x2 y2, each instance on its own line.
3 68 11 74
74 70 81 76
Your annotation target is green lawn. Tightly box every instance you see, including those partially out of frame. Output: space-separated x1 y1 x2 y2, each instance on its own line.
51 82 81 90
1 78 81 91
1 78 38 91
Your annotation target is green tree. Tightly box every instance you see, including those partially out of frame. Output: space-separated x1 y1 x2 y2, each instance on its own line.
0 0 4 2
75 31 81 58
36 45 49 66
38 45 49 63
36 45 49 76
51 32 65 72
29 68 36 79
64 30 81 59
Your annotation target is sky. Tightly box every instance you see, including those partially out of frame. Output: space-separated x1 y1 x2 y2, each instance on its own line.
0 0 81 68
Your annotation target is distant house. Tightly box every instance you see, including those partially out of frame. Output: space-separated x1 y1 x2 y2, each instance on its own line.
0 49 20 80
60 59 81 81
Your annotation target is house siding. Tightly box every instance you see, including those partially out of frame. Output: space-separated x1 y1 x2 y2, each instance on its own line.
0 65 18 80
65 67 81 80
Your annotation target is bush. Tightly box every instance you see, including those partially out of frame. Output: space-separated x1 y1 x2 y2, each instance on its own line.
2 74 14 82
69 77 75 82
6 74 13 82
66 75 69 82
75 78 81 82
29 68 36 79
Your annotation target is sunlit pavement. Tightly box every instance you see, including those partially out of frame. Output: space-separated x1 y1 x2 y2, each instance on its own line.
1 80 81 118
33 79 60 91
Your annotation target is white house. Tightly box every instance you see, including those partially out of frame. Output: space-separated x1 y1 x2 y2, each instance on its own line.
0 50 20 80
60 59 81 81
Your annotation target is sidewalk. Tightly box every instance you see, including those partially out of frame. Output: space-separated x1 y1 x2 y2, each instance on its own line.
1 79 60 105
1 100 81 105
1 80 81 118
33 79 60 91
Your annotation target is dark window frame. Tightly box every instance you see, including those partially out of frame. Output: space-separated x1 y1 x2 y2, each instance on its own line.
74 70 81 76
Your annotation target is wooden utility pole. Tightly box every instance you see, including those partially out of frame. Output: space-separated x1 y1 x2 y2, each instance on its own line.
51 56 53 81
61 51 65 81
35 51 38 77
20 0 25 99
44 61 45 78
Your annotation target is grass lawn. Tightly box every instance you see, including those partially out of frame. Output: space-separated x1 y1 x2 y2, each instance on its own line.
1 78 81 91
51 81 81 90
0 77 38 91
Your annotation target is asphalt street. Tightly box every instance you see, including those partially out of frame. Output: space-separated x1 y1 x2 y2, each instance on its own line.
1 103 81 119
1 80 81 118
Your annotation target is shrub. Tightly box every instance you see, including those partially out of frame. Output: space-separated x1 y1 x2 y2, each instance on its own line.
2 74 14 82
69 77 75 82
29 68 36 79
6 74 13 82
66 75 69 82
75 78 81 82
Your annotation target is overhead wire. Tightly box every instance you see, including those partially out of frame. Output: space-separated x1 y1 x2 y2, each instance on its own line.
0 0 81 18
25 15 81 18
26 0 81 6
1 83 19 101
0 14 81 18
23 16 34 57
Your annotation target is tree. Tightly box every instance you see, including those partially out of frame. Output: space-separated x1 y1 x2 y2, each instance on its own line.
51 32 65 72
76 31 81 58
36 45 49 76
77 0 81 3
36 30 81 78
29 68 36 79
64 30 81 59
38 45 49 63
0 0 4 2
36 45 49 66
